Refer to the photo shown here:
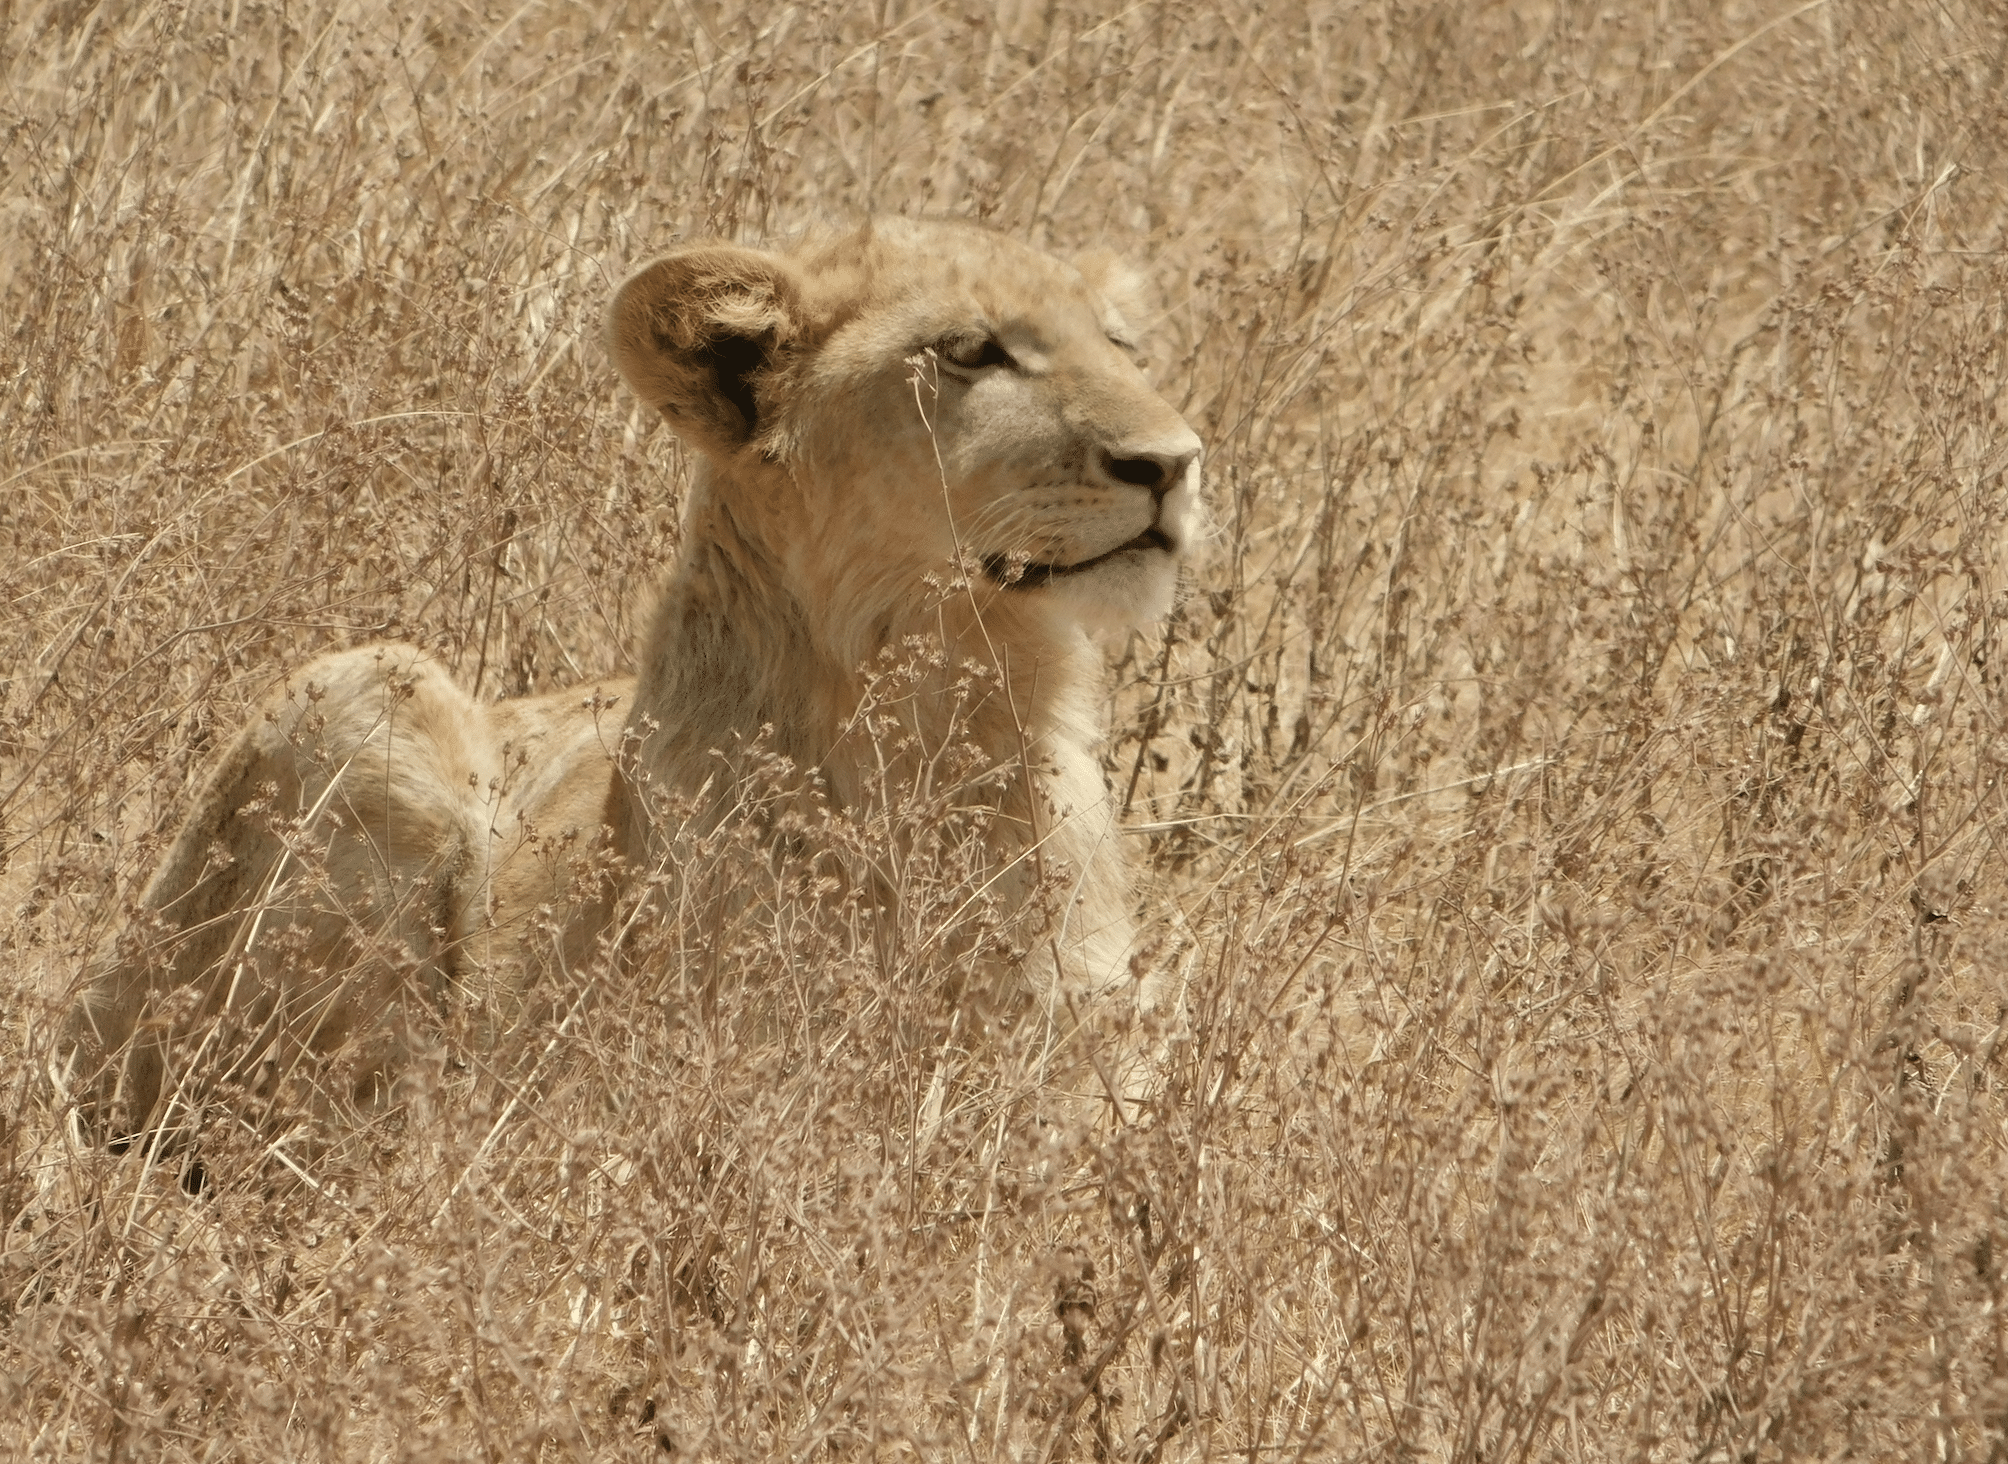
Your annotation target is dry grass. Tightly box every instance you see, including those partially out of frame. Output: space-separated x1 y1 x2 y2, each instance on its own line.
5 0 2008 1457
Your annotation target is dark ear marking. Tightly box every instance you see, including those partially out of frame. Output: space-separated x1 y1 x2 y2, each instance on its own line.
696 330 769 435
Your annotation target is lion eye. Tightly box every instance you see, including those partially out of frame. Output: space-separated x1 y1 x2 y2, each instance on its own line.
939 334 1013 371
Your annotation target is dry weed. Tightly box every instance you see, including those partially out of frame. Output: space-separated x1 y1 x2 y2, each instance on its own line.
5 0 2007 1458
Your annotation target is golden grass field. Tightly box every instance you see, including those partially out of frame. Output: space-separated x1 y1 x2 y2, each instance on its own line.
5 0 2007 1456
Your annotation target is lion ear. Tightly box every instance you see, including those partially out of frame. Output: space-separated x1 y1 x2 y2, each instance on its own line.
606 245 806 456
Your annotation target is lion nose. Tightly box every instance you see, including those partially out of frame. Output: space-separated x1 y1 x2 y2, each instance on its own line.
1096 441 1200 501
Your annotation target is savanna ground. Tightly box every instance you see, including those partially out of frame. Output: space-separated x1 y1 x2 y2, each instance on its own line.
4 0 2007 1457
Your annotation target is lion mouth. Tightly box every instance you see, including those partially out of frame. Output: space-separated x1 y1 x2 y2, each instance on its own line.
984 527 1176 589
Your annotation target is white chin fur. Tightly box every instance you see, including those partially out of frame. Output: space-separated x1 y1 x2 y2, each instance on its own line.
1039 550 1180 633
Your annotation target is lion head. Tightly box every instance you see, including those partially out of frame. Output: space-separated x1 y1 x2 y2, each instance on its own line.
606 218 1201 659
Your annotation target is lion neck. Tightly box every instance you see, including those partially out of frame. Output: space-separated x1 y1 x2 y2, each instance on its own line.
626 462 1106 825
616 458 1138 1002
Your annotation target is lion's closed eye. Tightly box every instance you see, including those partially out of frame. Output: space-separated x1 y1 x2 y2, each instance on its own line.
936 333 1014 371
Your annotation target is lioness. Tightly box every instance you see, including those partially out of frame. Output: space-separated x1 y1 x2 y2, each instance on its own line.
62 218 1200 1145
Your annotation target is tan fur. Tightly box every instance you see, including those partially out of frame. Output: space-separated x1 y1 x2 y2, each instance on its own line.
62 218 1201 1142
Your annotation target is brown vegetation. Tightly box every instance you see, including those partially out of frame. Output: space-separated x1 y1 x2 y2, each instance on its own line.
4 0 2007 1457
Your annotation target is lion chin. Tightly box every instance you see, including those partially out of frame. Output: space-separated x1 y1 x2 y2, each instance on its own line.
993 531 1185 634
62 217 1203 1145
